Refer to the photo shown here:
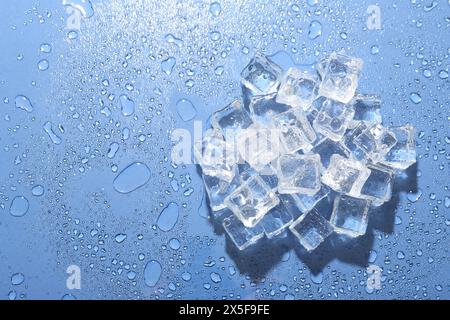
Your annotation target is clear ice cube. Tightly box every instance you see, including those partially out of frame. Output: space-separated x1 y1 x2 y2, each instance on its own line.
317 52 363 103
222 214 265 250
249 93 291 125
380 124 416 170
350 94 382 128
321 154 371 196
224 175 279 228
289 184 331 214
277 153 321 195
241 52 283 95
359 163 394 206
239 161 279 190
343 121 371 162
273 108 317 153
211 99 253 140
236 124 281 171
194 129 236 182
313 98 355 141
203 173 240 211
330 195 370 237
261 203 294 239
353 123 397 163
289 209 334 252
311 137 350 168
276 68 319 110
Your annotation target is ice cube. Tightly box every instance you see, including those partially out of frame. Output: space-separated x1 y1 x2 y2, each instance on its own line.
222 214 265 250
321 154 371 196
380 124 416 170
313 98 355 141
359 163 394 206
289 209 334 252
236 124 281 171
239 161 279 190
317 52 363 103
311 137 350 168
194 129 236 182
353 123 397 163
289 184 331 214
330 195 370 237
350 94 382 128
277 153 321 195
306 96 327 124
224 175 279 228
273 108 317 153
261 203 294 239
249 93 291 125
211 99 253 140
203 173 241 211
276 68 319 110
343 121 371 162
241 52 283 95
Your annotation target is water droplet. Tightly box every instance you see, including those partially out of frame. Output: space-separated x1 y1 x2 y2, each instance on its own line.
209 31 221 42
423 69 432 78
157 202 179 232
10 196 29 217
169 238 181 250
15 95 34 113
444 196 450 208
40 43 52 53
210 272 222 283
175 98 197 121
114 233 127 243
209 2 222 17
63 0 94 18
407 189 422 202
161 57 176 75
37 59 49 71
43 121 62 145
308 20 322 40
113 162 151 194
31 185 44 196
127 271 136 280
370 45 379 55
397 251 405 259
185 79 194 88
307 0 319 6
107 142 119 159
310 272 323 284
119 94 135 116
11 273 25 285
67 30 78 40
409 92 422 104
144 260 162 287
368 250 378 263
214 66 224 76
340 32 348 40
438 70 448 79
181 272 192 281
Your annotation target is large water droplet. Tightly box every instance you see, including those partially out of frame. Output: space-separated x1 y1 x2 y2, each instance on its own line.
120 94 135 116
15 95 34 113
308 20 322 40
43 121 62 145
175 98 197 121
409 92 422 104
113 162 151 194
10 196 29 217
31 185 44 197
161 57 176 75
210 272 222 283
157 202 179 232
438 70 448 79
107 142 119 159
11 273 25 285
144 260 162 287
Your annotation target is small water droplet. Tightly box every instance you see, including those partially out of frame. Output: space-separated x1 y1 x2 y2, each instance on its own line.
31 185 44 196
169 238 181 250
370 45 379 55
444 196 450 208
157 202 179 232
182 272 192 281
15 95 34 113
107 142 119 159
209 2 222 17
113 162 151 194
119 94 135 116
40 43 52 53
10 196 29 217
175 98 197 121
438 70 448 79
409 92 422 104
114 233 127 243
407 189 422 202
210 272 222 283
37 59 49 71
11 273 25 285
397 251 405 259
209 31 221 42
308 20 322 40
144 260 162 287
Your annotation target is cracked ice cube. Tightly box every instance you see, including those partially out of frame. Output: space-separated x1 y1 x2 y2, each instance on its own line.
289 209 334 252
261 202 294 239
249 93 292 125
317 52 363 103
236 124 281 172
222 214 265 250
353 123 397 163
289 184 331 214
241 52 283 95
224 175 279 228
321 154 371 196
194 129 236 182
273 108 317 153
211 99 253 140
313 98 355 141
330 195 370 237
380 124 416 170
276 68 319 110
277 153 321 195
203 173 240 212
350 94 382 128
359 163 394 206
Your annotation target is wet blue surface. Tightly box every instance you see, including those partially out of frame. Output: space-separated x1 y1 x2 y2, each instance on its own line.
0 0 449 299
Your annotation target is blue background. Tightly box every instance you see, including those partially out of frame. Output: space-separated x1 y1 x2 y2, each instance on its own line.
0 0 449 299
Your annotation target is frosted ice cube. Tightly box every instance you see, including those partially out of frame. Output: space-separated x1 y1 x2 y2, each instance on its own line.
203 173 240 211
321 154 371 196
380 124 416 170
350 94 382 128
236 124 281 171
211 99 253 140
222 214 265 250
277 153 321 195
317 52 363 103
249 93 291 125
311 137 350 168
313 98 355 141
289 209 334 252
276 68 319 110
241 52 283 95
194 129 236 182
359 163 393 206
273 108 317 153
330 195 370 237
353 123 397 163
289 184 331 214
224 175 279 228
261 203 294 239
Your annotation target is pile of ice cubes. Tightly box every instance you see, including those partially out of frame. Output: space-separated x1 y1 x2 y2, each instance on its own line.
195 51 416 252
